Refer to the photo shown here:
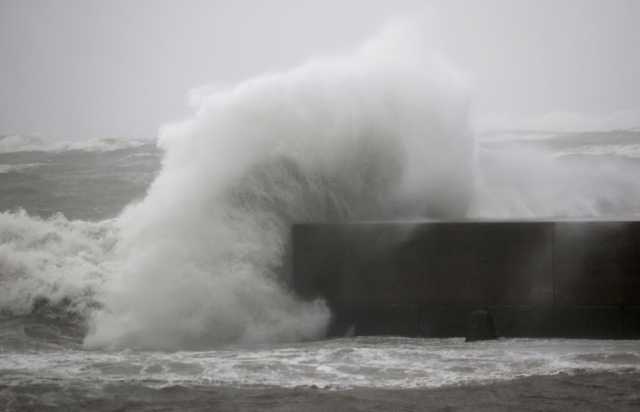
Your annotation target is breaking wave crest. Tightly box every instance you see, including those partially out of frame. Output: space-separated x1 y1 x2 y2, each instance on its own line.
82 22 474 350
0 210 118 316
0 134 153 153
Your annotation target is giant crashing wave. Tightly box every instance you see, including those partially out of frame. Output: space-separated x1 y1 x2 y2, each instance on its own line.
83 22 475 350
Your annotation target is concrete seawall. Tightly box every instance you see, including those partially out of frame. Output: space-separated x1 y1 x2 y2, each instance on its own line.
292 221 640 339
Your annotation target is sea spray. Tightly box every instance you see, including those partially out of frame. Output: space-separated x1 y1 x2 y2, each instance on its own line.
83 22 474 349
471 137 640 218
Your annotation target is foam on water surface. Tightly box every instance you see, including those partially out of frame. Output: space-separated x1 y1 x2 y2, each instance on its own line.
1 337 639 390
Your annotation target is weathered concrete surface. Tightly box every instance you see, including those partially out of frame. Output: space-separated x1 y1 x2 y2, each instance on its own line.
292 221 640 339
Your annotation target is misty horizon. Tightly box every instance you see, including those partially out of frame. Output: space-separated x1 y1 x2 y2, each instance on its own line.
2 0 640 140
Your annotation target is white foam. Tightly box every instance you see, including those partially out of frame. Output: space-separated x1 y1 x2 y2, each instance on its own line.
0 163 47 173
557 144 640 158
0 134 153 154
2 338 639 389
0 210 119 315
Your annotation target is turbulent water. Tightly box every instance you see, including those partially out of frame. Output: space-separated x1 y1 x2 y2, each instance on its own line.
2 24 640 410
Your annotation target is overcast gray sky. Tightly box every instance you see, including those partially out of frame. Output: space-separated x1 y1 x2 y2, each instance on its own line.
1 0 639 140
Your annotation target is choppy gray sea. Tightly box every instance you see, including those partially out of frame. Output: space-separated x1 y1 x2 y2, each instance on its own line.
1 132 640 411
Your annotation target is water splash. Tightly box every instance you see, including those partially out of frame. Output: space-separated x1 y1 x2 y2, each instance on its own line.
84 21 474 350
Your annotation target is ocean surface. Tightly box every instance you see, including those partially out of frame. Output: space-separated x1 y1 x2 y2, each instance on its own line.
1 130 640 411
2 33 640 410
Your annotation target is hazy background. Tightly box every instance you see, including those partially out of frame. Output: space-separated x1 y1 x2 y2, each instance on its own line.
1 0 639 141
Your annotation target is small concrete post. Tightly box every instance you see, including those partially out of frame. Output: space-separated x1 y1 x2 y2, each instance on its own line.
465 310 498 342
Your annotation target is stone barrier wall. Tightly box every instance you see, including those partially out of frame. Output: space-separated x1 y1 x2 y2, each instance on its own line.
292 221 640 339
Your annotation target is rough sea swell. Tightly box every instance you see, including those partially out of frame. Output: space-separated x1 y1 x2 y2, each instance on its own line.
2 21 640 410
2 22 640 352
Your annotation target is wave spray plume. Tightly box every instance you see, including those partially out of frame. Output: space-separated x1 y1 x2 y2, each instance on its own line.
84 21 474 350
